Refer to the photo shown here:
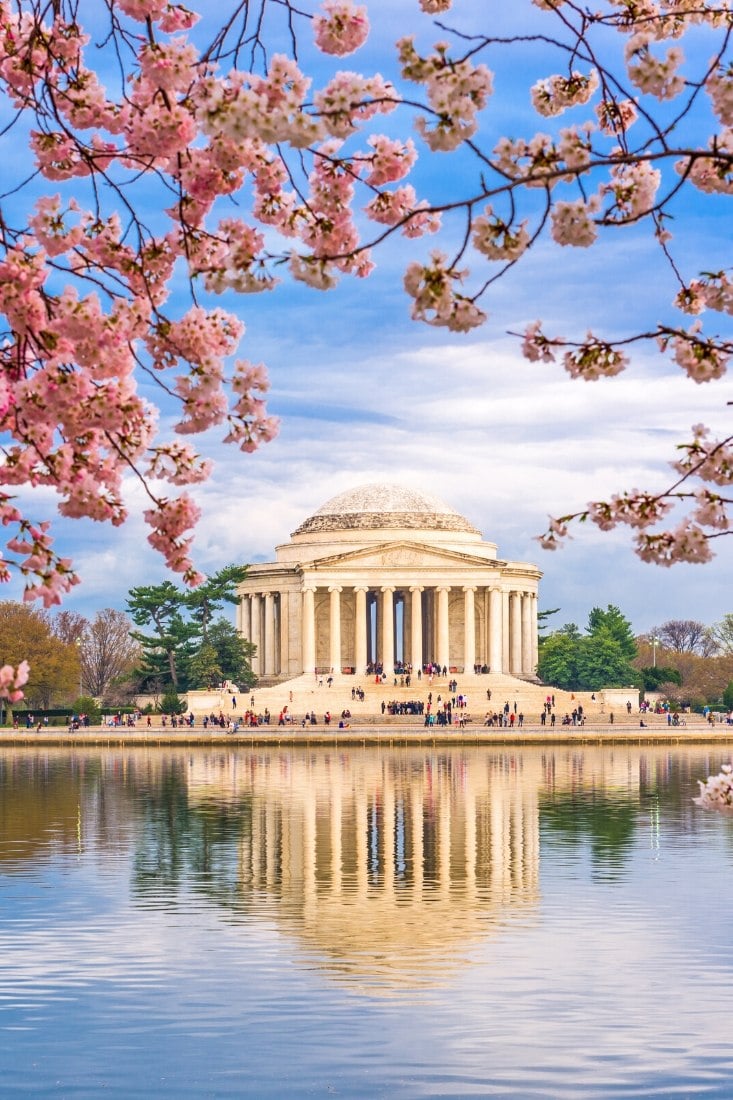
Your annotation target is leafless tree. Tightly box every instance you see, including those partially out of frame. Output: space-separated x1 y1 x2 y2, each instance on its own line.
709 614 733 657
52 610 88 645
650 620 717 657
77 610 140 700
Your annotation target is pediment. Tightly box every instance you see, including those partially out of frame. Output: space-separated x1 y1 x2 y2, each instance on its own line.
304 540 500 573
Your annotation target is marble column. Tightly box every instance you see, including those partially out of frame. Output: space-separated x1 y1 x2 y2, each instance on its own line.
531 594 539 677
238 595 250 643
489 587 502 673
302 587 316 675
463 587 476 675
329 586 342 674
436 586 450 671
502 589 510 673
410 586 423 673
510 591 522 675
521 592 533 675
354 587 368 676
251 593 262 677
381 587 395 672
279 591 289 677
264 592 276 676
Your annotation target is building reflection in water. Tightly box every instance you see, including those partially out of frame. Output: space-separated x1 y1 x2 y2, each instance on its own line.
187 750 542 986
1 746 715 990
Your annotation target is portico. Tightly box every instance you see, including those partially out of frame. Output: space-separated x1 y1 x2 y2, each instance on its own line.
237 485 542 681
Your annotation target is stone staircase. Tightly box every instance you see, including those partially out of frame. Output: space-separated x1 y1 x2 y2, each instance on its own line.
191 671 644 727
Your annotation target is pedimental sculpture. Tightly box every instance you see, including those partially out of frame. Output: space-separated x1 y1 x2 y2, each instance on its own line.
236 485 541 681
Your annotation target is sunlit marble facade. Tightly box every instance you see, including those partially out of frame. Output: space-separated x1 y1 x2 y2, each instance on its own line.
237 485 542 681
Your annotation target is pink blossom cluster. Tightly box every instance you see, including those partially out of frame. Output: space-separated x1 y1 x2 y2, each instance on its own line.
707 62 733 126
0 660 29 703
587 492 673 530
531 70 599 117
364 187 440 236
313 1 369 58
537 416 732 564
398 37 493 151
678 129 733 195
521 322 566 363
660 325 729 383
603 159 661 221
678 272 733 316
635 524 714 565
314 71 398 138
673 424 733 488
625 34 685 100
493 132 566 187
144 495 203 584
404 252 487 331
551 198 599 247
694 764 733 814
595 98 638 135
472 207 530 261
561 336 629 380
536 516 571 551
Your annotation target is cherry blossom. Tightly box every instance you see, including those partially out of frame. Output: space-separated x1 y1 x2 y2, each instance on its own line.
695 764 733 813
313 1 370 58
3 0 733 694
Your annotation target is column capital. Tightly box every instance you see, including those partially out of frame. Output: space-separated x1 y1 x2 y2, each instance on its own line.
380 585 396 594
462 585 477 593
328 585 343 594
353 584 370 593
435 585 451 593
409 585 424 594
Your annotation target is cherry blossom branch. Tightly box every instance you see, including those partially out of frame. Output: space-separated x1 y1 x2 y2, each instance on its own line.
3 0 733 652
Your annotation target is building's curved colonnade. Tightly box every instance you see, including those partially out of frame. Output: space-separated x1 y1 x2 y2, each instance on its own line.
236 485 542 681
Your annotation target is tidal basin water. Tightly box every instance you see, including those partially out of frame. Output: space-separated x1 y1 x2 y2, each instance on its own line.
1 745 733 1098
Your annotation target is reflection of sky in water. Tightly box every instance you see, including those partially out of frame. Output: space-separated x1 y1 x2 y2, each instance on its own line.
0 745 732 1098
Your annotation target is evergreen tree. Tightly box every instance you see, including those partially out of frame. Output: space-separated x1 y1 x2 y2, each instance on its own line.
127 566 253 693
127 582 196 691
587 605 637 660
183 565 248 644
538 608 638 691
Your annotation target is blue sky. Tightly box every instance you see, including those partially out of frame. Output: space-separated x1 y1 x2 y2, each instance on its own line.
1 0 731 634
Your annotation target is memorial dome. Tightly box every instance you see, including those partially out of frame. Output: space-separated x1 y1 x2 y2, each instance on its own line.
292 483 480 536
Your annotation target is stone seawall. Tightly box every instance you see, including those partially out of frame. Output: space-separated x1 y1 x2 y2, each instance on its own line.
1 723 731 748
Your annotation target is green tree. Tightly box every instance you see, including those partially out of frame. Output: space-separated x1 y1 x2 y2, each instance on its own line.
587 605 637 660
71 695 102 723
723 681 733 710
160 689 187 716
186 644 223 690
538 608 638 691
127 567 250 693
576 634 637 692
640 666 683 692
127 582 196 691
183 565 248 645
537 625 581 691
0 601 79 710
207 618 255 687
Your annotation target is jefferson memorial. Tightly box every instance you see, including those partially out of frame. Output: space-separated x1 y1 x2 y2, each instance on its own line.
236 484 542 682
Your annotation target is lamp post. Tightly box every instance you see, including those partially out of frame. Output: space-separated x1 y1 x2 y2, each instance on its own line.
651 635 659 668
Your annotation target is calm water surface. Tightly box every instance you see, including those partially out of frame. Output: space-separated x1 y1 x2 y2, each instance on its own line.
1 744 732 1098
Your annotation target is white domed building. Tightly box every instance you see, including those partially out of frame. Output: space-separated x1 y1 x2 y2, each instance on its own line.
236 484 542 682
